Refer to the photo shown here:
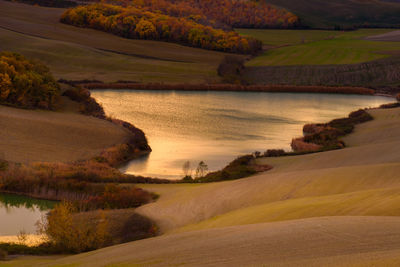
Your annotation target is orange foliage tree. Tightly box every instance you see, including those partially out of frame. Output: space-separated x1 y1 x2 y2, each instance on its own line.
60 2 267 54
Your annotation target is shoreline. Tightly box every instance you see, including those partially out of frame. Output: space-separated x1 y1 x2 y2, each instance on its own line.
81 83 376 95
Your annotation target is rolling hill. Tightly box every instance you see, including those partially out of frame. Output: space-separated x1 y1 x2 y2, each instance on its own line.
265 0 400 28
15 106 400 267
0 0 227 84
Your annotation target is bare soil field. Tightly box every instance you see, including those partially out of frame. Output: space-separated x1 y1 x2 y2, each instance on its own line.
0 102 131 164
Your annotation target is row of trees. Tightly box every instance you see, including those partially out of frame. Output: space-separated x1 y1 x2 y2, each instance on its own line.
114 0 300 29
0 52 60 109
60 3 263 54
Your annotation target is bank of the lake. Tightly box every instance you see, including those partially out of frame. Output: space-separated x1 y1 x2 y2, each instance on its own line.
91 90 393 179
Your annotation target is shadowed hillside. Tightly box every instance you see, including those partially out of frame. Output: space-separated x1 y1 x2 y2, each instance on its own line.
266 0 400 28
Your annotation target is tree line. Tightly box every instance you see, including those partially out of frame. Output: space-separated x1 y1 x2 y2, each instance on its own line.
60 0 298 54
0 52 60 109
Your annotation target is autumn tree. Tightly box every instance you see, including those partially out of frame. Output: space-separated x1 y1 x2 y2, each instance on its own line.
0 52 60 109
38 201 110 253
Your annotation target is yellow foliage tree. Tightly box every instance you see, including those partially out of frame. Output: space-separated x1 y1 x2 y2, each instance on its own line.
0 73 12 100
40 201 110 253
135 19 157 39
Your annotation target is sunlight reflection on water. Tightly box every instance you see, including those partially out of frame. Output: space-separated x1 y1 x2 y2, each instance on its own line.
92 90 393 179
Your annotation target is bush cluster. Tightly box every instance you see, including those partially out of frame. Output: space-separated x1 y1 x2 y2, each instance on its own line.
217 55 246 83
0 161 155 211
194 155 258 182
292 109 373 152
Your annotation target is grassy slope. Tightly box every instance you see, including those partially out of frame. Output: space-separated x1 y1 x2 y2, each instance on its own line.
0 97 131 164
0 1 226 83
242 29 400 66
265 0 400 28
236 29 340 47
31 107 400 266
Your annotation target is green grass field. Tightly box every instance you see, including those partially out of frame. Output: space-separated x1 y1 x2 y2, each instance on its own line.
236 29 339 47
241 29 400 66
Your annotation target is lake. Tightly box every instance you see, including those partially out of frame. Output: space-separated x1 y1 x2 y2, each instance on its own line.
92 90 393 179
0 193 55 236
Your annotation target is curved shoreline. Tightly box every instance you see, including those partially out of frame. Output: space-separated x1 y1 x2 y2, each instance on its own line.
82 83 376 95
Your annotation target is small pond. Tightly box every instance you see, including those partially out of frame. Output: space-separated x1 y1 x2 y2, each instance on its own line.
0 193 56 236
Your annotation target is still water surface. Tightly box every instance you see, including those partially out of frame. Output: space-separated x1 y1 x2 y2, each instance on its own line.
92 90 393 179
0 193 55 236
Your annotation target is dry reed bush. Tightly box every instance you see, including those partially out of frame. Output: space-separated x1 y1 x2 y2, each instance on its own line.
83 83 374 95
291 138 323 152
194 155 260 183
263 149 286 157
38 204 158 253
0 162 155 210
303 124 326 135
37 201 111 253
291 109 372 152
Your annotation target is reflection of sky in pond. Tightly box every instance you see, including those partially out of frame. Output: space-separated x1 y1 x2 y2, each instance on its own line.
0 193 55 236
92 90 393 179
